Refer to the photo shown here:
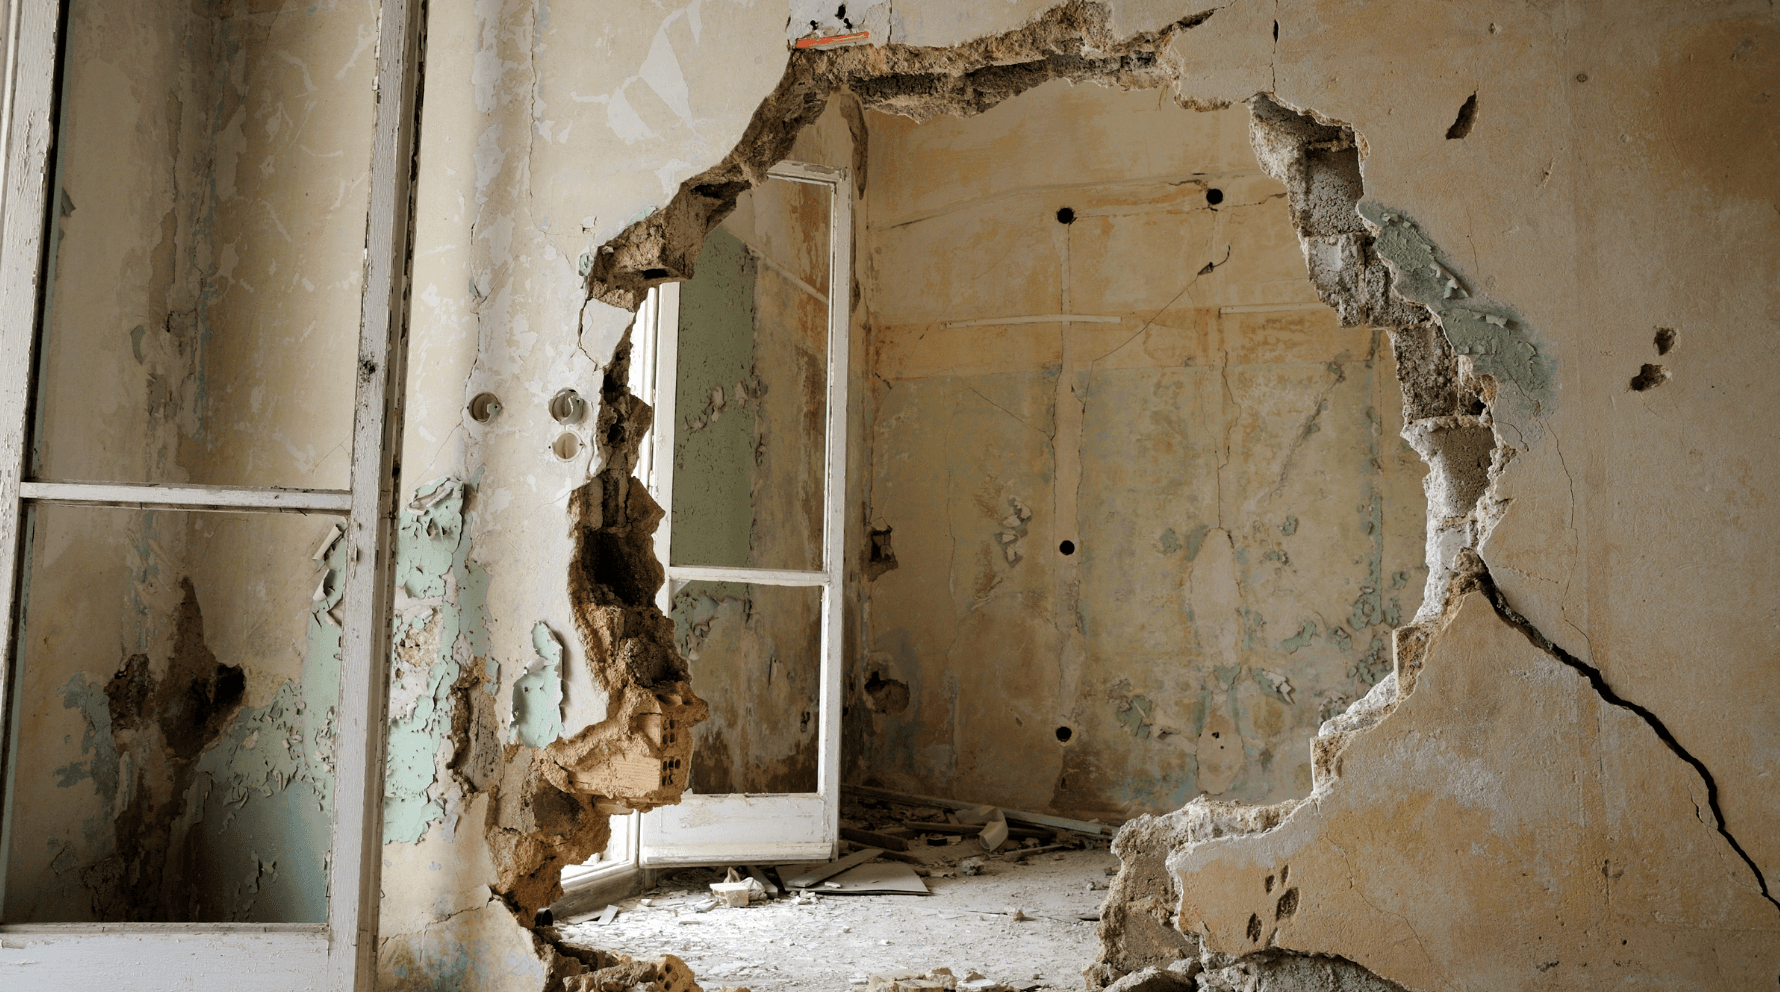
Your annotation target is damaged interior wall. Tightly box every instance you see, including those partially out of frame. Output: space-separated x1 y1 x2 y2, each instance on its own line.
2 0 377 923
851 79 1427 820
9 0 1776 989
566 0 1779 989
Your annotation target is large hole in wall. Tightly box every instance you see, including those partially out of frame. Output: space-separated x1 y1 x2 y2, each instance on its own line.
847 79 1429 820
558 8 1507 990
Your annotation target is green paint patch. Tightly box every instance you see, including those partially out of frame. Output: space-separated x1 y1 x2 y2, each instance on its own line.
383 478 493 844
1349 632 1393 686
1358 202 1555 419
1280 516 1298 536
512 623 565 749
671 226 758 570
1115 695 1154 739
1182 523 1212 561
1157 528 1182 555
1349 491 1387 632
1280 622 1317 654
1213 664 1242 688
1328 625 1353 654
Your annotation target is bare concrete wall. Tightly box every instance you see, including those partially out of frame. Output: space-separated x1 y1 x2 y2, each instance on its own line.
852 81 1427 819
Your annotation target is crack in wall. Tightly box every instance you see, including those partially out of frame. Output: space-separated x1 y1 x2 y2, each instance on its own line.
1471 561 1780 918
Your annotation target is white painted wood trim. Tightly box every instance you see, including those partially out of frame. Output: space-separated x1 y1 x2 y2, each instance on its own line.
640 165 849 865
817 166 852 855
649 281 680 615
327 0 424 988
766 160 844 184
665 565 826 587
942 313 1121 328
0 926 330 991
18 481 353 513
0 0 59 918
641 793 831 865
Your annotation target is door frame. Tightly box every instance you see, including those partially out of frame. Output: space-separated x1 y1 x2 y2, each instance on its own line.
634 161 851 865
0 1 422 988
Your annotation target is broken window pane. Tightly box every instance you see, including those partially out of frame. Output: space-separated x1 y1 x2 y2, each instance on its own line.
670 178 832 572
29 0 377 490
670 581 821 795
2 503 340 923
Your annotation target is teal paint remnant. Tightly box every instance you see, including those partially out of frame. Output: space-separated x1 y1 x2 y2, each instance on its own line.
1157 528 1182 555
1328 625 1353 654
1213 664 1242 688
1349 632 1393 685
53 673 119 849
384 478 491 844
670 581 751 657
1116 696 1154 739
512 623 565 748
1238 606 1265 651
1182 523 1212 561
1251 669 1294 704
1280 516 1298 536
1349 491 1386 632
1280 622 1317 654
1358 203 1555 420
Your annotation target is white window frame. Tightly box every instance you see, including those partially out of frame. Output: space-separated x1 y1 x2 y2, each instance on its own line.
631 161 850 865
0 0 422 988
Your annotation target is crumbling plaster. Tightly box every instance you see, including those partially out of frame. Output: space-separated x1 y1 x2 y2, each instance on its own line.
8 0 1775 989
565 0 1778 989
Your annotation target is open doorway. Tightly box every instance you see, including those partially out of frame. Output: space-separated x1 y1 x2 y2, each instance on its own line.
551 74 1427 991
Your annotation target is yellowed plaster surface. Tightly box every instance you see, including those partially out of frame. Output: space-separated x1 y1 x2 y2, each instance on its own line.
1171 593 1780 988
856 83 1426 819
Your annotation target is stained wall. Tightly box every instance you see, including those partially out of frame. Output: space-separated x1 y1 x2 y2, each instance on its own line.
852 81 1427 818
1 0 375 923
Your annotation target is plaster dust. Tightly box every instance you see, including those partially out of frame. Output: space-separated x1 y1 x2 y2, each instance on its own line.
558 848 1117 992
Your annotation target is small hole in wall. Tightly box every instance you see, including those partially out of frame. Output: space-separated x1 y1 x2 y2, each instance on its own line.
1629 364 1670 391
642 267 671 279
1055 206 1076 224
1059 540 1076 555
1055 726 1073 743
468 392 502 422
550 388 586 423
1445 93 1478 140
1654 327 1677 355
552 432 582 460
1205 188 1224 205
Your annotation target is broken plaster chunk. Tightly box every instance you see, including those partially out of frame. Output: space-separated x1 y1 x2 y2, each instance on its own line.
311 523 343 561
998 531 1018 545
1004 547 1022 565
1259 669 1295 704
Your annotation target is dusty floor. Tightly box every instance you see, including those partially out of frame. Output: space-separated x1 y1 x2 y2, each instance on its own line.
558 845 1116 992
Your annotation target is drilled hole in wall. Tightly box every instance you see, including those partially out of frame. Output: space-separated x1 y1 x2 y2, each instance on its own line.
1445 93 1478 140
1629 364 1670 391
1206 187 1224 205
1059 540 1076 556
552 432 582 460
550 388 586 423
1055 726 1073 744
1056 206 1076 224
468 392 502 423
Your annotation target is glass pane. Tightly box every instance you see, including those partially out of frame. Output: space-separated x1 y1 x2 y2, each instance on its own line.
671 177 831 571
30 0 378 490
3 504 341 923
670 581 821 794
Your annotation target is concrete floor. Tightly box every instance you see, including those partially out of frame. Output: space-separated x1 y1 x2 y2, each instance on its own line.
557 847 1117 992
